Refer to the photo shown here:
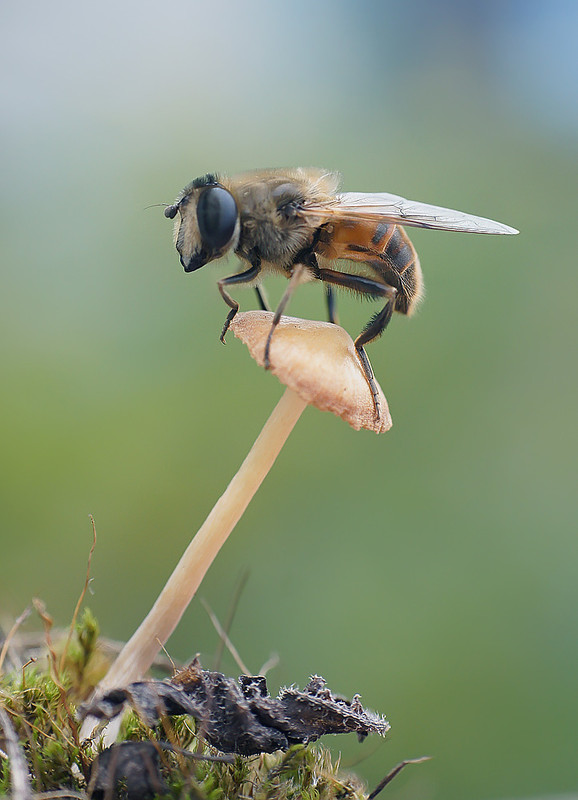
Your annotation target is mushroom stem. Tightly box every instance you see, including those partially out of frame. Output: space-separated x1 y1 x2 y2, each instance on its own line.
81 386 307 740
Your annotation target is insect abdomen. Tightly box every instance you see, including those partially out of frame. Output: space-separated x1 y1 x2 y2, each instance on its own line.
320 220 423 315
371 225 423 315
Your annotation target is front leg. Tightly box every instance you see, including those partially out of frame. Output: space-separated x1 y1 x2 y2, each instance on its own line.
218 261 262 342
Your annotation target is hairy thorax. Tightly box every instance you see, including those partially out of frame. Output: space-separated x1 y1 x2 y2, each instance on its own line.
224 168 338 269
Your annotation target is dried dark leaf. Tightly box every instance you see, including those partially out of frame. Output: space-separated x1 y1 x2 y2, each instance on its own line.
88 742 167 800
81 659 389 756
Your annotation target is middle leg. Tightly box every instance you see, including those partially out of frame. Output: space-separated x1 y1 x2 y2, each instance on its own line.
325 285 339 325
254 284 270 312
264 263 306 369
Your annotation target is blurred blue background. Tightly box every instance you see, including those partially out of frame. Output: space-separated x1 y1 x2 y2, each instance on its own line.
2 2 577 798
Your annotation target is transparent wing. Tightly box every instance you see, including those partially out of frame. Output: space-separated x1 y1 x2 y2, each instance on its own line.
310 191 519 235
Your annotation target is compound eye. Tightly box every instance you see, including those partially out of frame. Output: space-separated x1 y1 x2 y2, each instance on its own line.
196 187 238 251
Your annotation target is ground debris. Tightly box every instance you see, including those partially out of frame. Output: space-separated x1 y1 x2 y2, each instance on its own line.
82 658 390 756
89 742 167 800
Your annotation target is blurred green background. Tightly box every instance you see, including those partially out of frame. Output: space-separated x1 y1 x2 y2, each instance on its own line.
2 2 577 798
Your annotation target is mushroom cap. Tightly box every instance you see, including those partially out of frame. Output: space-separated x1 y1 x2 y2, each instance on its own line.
230 311 392 434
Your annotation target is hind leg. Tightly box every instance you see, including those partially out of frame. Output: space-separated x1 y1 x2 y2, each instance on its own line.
315 268 397 420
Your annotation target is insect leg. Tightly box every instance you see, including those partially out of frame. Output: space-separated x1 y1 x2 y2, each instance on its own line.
254 285 270 312
218 263 262 342
355 298 395 348
324 285 339 324
317 268 397 420
264 263 306 369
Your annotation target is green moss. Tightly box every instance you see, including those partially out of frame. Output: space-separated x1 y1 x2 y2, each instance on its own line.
0 609 368 799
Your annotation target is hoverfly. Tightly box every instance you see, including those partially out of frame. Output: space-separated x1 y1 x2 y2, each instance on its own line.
165 168 518 419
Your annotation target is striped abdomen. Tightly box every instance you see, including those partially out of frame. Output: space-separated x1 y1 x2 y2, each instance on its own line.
317 218 424 315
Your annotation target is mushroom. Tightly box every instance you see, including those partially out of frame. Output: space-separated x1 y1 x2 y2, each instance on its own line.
81 312 391 741
232 311 392 434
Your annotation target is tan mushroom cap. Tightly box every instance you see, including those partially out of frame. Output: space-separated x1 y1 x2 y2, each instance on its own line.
230 311 392 434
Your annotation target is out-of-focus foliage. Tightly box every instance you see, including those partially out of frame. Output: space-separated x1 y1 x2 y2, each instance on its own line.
1 3 577 800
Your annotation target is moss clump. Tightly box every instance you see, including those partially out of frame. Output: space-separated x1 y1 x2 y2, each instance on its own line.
0 608 367 799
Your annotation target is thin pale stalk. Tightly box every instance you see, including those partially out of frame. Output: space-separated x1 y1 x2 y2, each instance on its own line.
81 386 306 739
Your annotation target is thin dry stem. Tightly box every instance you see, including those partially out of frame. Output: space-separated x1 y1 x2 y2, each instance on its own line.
0 705 33 800
200 598 250 675
59 515 97 674
0 606 31 676
213 568 249 671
